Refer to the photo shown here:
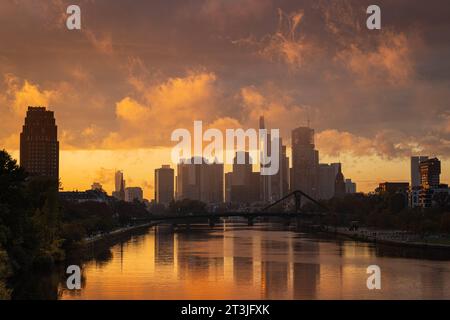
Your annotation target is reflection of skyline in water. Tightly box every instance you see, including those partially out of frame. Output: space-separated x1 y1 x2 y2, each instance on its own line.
60 223 450 300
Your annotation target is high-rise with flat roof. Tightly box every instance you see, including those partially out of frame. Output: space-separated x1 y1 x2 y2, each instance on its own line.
420 158 441 189
291 126 319 198
411 156 428 187
155 165 174 205
345 179 357 194
258 116 289 202
125 187 143 202
20 106 59 180
176 157 223 203
227 152 260 204
113 170 125 200
318 164 336 200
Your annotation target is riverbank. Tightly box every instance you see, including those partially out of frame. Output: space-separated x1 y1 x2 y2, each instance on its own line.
85 221 450 251
83 222 156 245
328 226 450 250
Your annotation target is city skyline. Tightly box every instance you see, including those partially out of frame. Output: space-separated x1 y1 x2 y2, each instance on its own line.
1 1 450 303
11 105 450 203
1 0 450 198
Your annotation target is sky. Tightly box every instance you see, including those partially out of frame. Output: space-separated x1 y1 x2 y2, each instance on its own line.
1 0 449 198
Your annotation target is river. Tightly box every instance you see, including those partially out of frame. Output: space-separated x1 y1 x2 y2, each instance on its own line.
47 223 450 299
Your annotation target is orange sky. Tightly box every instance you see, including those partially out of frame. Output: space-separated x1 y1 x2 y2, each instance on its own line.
1 0 450 199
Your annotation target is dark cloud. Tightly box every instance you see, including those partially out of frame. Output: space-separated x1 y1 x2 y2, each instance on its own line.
0 0 449 160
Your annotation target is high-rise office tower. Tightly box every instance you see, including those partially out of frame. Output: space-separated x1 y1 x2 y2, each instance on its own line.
176 157 223 203
125 187 143 202
155 165 174 205
411 156 429 187
291 126 319 198
20 106 59 180
419 158 441 189
259 116 289 202
259 116 271 202
176 157 202 201
334 164 346 198
113 170 125 200
203 161 224 203
318 164 336 200
345 179 357 194
225 172 233 203
227 152 260 204
269 139 289 201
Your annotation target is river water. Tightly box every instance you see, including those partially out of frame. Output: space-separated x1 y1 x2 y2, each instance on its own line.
58 223 450 300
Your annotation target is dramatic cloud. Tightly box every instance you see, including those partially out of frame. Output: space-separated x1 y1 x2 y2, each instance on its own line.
336 31 416 85
1 0 450 192
109 71 223 148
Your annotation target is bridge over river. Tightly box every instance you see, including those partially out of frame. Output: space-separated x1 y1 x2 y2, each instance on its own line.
136 190 330 227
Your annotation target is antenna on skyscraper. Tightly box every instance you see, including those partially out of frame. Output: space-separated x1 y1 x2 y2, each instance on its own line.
306 108 310 128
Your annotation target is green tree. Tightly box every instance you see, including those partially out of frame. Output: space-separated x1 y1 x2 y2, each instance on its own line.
0 149 63 272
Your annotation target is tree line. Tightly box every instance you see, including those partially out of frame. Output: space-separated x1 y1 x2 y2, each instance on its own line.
0 149 150 299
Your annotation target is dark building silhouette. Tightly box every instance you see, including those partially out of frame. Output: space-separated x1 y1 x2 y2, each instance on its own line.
259 116 289 202
411 156 429 187
155 165 174 205
176 157 223 203
291 126 319 198
225 152 260 204
377 182 409 194
112 170 125 201
417 158 443 208
334 164 346 198
20 106 59 180
259 116 270 202
420 158 441 189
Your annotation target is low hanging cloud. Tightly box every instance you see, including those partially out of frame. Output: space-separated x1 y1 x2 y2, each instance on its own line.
317 129 450 159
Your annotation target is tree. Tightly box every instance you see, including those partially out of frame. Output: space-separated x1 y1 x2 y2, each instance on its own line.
0 150 63 272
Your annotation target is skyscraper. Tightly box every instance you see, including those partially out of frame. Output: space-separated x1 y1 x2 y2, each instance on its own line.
227 152 259 204
259 116 289 202
334 164 346 198
269 141 289 202
125 187 143 202
411 156 429 187
345 179 357 194
419 158 441 189
176 157 223 203
291 126 319 198
20 106 59 180
113 170 125 200
259 116 271 202
318 164 336 200
155 165 174 205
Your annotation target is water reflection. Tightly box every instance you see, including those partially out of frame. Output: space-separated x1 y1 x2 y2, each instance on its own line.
13 223 450 299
